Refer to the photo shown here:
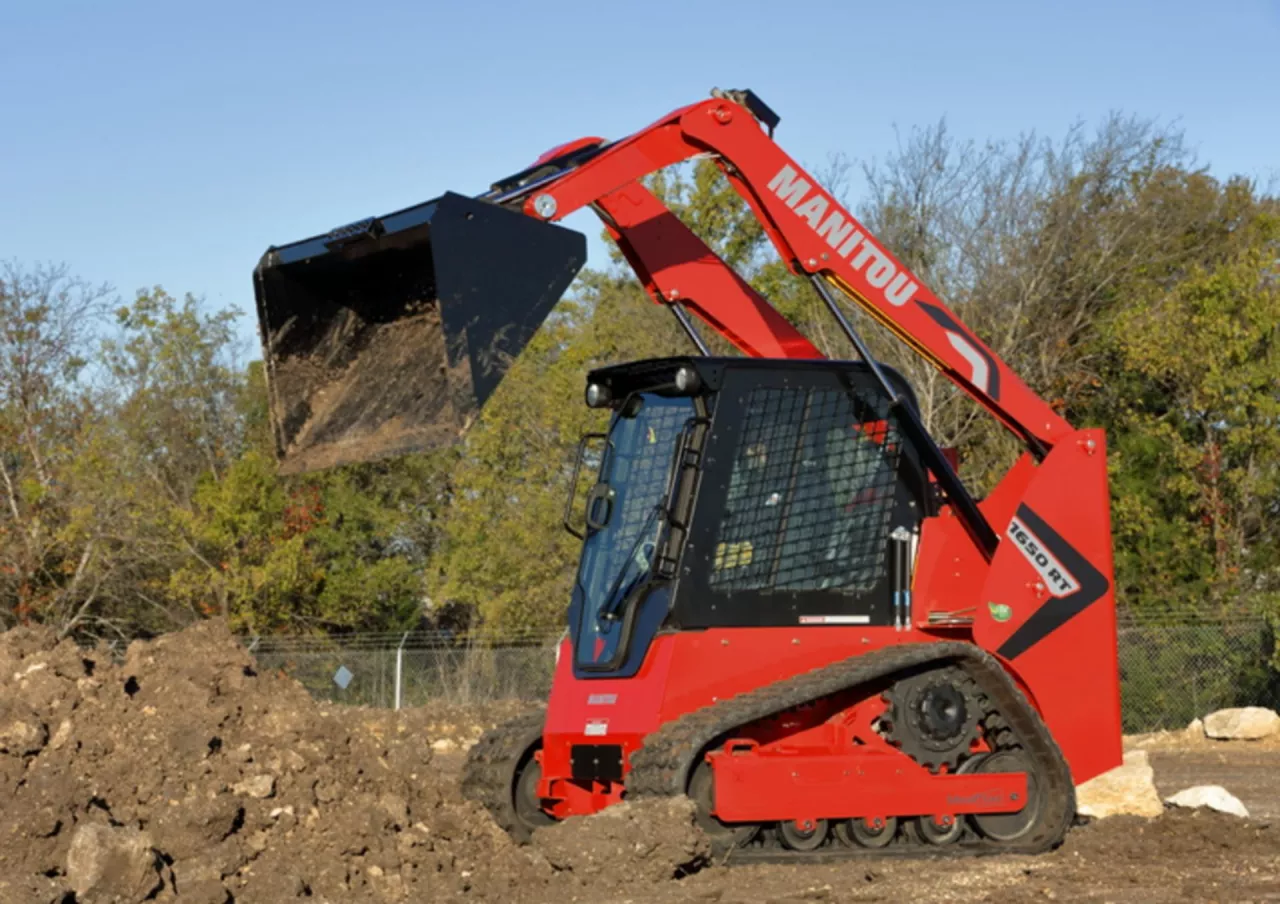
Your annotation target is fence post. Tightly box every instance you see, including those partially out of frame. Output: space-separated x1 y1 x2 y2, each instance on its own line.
394 631 409 711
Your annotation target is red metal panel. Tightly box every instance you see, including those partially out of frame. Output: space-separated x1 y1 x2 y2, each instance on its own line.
973 429 1121 784
709 748 1027 822
910 508 989 619
977 452 1039 535
596 183 821 359
540 635 674 788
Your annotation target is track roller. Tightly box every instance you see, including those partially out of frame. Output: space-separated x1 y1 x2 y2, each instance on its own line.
962 749 1042 842
915 814 963 845
778 818 829 851
834 816 898 849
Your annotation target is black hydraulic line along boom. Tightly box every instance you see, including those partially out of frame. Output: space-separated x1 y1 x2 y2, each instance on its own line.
669 302 712 355
810 276 999 560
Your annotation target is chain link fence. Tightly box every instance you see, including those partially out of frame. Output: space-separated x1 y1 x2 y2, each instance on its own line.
1117 617 1278 732
250 630 563 710
248 619 1278 733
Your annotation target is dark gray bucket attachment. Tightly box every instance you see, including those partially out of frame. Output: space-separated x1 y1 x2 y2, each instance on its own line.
254 192 586 473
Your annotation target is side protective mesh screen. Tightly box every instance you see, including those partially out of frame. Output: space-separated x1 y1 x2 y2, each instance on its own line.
708 385 902 594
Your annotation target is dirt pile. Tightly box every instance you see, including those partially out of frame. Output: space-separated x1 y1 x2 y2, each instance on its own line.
0 621 553 903
533 797 709 884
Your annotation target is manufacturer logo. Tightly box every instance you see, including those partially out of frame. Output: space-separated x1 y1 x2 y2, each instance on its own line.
767 165 918 307
1007 517 1080 597
988 602 1013 623
767 164 997 399
586 694 617 706
946 792 1006 807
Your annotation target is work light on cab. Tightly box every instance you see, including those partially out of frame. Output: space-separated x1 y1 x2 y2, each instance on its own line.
585 383 612 408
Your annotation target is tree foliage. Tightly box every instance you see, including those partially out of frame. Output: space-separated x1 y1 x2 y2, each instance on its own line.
1087 208 1280 617
0 277 448 639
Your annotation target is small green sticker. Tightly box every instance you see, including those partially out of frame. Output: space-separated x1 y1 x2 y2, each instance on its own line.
988 602 1013 623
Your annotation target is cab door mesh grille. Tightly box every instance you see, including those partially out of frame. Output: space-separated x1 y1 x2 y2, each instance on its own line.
707 385 902 594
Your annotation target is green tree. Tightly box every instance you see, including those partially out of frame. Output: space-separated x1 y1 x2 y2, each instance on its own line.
0 262 114 635
0 274 455 638
166 443 449 635
1086 202 1280 618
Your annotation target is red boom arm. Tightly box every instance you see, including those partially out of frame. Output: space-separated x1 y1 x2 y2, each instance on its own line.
506 96 1071 452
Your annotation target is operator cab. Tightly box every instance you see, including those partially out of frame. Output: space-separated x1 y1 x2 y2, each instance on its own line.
565 357 932 677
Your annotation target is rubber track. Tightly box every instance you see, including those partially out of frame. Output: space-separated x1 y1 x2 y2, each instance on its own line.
625 641 1075 861
460 709 547 842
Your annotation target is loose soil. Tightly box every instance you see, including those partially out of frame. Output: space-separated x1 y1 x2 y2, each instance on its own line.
2 622 1277 903
266 304 477 474
0 622 546 903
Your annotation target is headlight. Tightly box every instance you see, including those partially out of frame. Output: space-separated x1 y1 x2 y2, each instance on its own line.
585 382 612 408
674 366 701 393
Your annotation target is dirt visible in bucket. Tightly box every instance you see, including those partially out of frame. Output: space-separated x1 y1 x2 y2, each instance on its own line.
268 304 478 475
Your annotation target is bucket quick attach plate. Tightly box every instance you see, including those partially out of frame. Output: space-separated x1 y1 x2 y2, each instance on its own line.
254 192 586 473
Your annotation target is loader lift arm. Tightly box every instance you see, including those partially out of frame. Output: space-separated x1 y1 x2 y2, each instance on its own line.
482 92 1071 457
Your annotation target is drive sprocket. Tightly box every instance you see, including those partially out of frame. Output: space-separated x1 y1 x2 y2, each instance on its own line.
880 666 983 772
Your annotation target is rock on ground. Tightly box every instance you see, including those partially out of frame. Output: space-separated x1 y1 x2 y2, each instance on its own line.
1165 785 1250 818
1076 749 1164 818
1202 707 1280 741
532 797 710 883
65 823 165 903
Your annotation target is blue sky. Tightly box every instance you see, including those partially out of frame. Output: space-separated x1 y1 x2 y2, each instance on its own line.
2 0 1278 349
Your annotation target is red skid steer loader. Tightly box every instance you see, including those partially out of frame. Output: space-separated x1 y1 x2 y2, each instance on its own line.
254 89 1121 859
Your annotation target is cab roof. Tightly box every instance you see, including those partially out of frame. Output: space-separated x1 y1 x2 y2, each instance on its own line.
586 356 919 412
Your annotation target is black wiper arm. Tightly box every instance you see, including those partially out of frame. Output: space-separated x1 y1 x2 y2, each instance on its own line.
598 569 648 626
597 504 663 624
